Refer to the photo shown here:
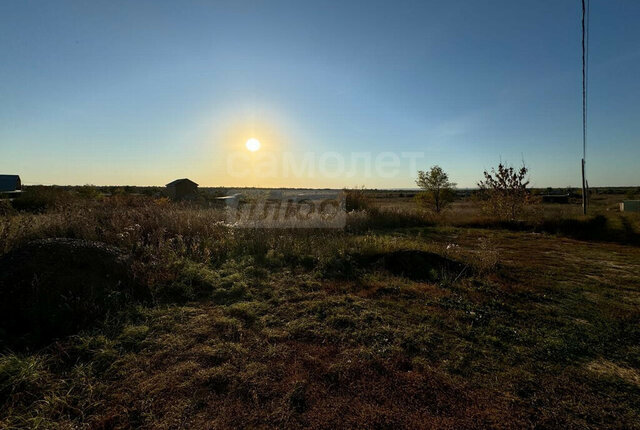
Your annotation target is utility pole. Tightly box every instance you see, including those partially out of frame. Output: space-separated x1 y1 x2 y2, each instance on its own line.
581 0 589 215
582 159 587 214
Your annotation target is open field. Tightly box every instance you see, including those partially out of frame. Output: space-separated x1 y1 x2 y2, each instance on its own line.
4 0 640 428
1 189 640 428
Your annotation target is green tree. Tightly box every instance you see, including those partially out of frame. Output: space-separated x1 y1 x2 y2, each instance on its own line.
415 166 456 213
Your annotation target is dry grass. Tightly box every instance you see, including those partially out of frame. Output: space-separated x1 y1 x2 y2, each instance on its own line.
586 359 640 387
1 189 639 428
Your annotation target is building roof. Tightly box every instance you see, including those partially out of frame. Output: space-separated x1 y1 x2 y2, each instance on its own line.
166 178 199 187
0 175 20 192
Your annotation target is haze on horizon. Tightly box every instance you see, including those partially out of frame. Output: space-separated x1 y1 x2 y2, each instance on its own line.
1 0 639 189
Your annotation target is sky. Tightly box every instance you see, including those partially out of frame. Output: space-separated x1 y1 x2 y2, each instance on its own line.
1 0 639 188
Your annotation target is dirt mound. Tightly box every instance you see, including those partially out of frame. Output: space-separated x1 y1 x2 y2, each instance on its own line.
376 250 466 281
0 238 147 347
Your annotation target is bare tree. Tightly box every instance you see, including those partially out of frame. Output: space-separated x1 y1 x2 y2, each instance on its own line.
477 163 530 221
415 166 456 213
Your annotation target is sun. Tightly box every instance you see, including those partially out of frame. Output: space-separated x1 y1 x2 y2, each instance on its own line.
245 138 261 152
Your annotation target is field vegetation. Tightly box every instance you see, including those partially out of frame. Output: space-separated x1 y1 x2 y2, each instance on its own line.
0 185 639 428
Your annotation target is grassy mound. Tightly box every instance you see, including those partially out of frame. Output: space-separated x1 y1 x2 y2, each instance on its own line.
0 238 148 348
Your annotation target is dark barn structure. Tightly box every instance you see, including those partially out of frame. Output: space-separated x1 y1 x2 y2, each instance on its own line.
0 175 22 197
166 178 198 200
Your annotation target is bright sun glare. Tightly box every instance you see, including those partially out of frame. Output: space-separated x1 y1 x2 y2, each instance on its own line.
245 138 261 152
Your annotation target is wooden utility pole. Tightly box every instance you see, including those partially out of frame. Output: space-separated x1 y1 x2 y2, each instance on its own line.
581 0 589 215
582 159 587 214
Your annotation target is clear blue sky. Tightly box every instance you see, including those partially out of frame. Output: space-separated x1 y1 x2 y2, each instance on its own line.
1 0 638 188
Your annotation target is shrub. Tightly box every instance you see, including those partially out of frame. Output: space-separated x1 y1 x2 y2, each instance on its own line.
75 185 102 200
345 187 371 211
477 162 531 221
11 187 75 213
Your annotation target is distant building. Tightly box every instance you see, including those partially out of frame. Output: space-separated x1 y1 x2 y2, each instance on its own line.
0 175 21 196
620 200 640 212
166 178 198 200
